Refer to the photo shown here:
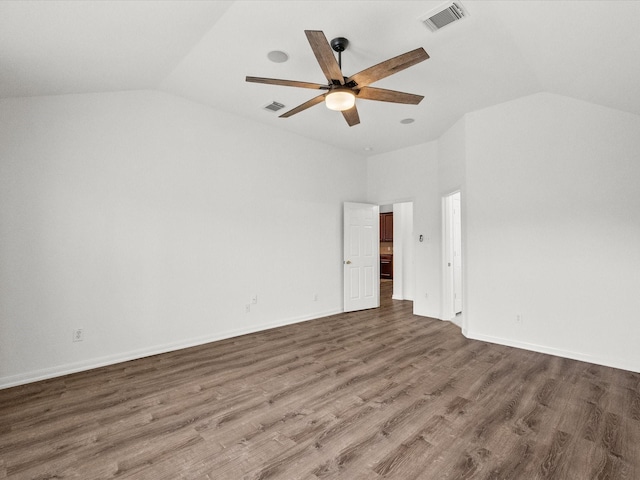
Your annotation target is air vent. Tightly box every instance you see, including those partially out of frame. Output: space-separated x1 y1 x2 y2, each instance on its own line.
263 101 285 112
420 1 468 32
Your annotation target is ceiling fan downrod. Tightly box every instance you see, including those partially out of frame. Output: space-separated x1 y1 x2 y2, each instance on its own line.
330 37 349 71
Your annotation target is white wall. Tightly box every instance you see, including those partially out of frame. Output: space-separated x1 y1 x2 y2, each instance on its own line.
368 93 640 373
464 93 640 372
4 89 638 388
438 117 466 196
367 119 466 320
0 90 367 388
367 142 440 318
392 202 414 301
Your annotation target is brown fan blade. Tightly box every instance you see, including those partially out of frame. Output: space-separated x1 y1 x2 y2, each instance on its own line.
356 86 424 105
279 94 326 118
341 105 360 127
305 30 345 85
246 76 328 90
347 47 429 88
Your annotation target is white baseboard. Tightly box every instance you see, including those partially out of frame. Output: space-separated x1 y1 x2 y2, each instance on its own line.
0 308 342 390
464 330 640 374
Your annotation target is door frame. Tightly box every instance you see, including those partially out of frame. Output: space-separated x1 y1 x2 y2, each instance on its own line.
442 190 463 322
387 202 414 301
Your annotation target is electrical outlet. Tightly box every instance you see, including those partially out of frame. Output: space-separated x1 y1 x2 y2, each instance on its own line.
251 294 258 305
516 314 522 324
245 304 251 313
72 329 83 342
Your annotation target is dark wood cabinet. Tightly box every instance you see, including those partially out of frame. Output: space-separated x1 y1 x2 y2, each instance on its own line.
380 254 393 279
380 213 393 242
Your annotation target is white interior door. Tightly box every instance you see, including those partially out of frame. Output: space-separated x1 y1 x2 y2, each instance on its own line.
344 202 379 312
452 192 462 314
443 191 463 320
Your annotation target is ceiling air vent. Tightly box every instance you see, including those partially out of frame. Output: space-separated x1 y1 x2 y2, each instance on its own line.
263 101 285 112
420 1 468 32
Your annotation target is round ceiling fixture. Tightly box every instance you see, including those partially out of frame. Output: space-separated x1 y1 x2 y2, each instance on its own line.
267 50 289 63
400 118 415 124
325 89 356 111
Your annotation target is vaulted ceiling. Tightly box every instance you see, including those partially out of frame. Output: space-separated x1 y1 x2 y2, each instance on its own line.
2 1 639 154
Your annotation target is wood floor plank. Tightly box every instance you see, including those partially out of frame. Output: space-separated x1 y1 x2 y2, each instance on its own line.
1 281 639 479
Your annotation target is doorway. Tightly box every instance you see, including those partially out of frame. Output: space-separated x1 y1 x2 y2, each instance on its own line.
379 204 393 300
379 202 414 302
443 191 462 322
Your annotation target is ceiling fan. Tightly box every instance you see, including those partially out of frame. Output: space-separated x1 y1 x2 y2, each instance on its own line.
246 30 430 127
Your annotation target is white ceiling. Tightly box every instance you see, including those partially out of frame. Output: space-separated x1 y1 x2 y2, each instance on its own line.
2 1 640 155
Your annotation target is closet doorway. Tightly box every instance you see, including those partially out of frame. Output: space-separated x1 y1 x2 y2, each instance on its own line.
443 191 462 320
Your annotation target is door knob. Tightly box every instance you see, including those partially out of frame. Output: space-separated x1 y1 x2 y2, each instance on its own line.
344 260 352 264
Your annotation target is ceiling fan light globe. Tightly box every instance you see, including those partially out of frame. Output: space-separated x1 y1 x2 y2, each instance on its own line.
325 90 356 111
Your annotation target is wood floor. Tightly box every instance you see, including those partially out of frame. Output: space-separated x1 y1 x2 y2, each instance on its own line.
1 282 639 480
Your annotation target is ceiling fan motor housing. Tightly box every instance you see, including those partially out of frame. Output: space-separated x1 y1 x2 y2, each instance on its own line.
330 37 349 52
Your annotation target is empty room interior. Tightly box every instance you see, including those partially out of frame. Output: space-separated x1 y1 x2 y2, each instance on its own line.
1 1 639 479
